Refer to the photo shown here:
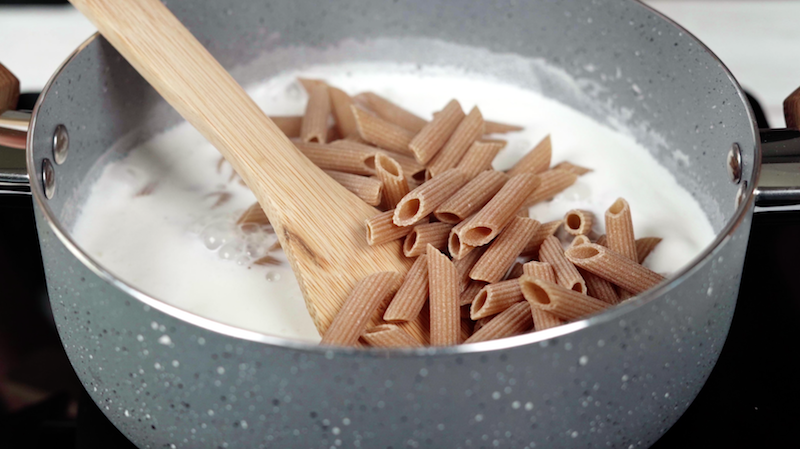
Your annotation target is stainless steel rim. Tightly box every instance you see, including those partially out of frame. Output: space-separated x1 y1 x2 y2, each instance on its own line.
27 1 761 356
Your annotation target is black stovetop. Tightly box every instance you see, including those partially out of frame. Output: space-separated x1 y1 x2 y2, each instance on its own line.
1 91 798 449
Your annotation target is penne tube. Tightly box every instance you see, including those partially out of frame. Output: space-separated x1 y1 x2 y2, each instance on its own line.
470 217 541 283
453 245 487 292
478 138 508 149
636 237 663 263
460 304 472 319
473 315 493 333
300 83 331 143
568 236 621 304
484 120 523 134
351 105 416 156
460 318 473 343
426 106 485 178
459 280 488 306
295 141 376 176
470 279 524 320
564 244 665 294
520 220 563 256
531 308 563 331
375 153 410 208
570 235 592 248
330 139 426 181
325 124 341 143
524 169 578 207
434 170 509 223
362 324 422 348
465 302 533 343
403 222 453 257
297 77 326 93
505 262 525 280
428 245 461 346
460 173 541 247
321 272 403 346
595 234 607 246
520 277 610 322
448 216 478 260
237 202 269 226
539 236 587 294
355 92 428 133
517 207 530 218
409 99 465 164
564 209 595 236
506 135 552 177
383 255 429 322
522 261 556 282
552 161 592 176
328 87 359 138
366 209 426 246
323 170 383 206
605 198 637 262
393 169 467 226
269 115 303 138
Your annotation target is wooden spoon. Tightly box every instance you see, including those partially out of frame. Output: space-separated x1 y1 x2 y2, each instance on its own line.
68 0 414 337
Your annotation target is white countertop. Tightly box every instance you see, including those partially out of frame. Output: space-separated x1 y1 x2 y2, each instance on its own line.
1 2 798 127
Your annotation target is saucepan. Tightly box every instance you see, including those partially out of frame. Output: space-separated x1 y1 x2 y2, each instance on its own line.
2 0 800 447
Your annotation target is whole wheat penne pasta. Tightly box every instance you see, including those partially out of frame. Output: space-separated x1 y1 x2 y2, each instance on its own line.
531 309 564 331
565 244 665 294
328 87 358 138
434 170 509 223
426 106 485 178
580 268 621 305
404 222 453 257
362 324 422 348
428 245 460 346
375 153 410 208
524 169 578 207
636 237 663 263
465 302 533 343
507 135 552 177
454 140 504 179
366 209 426 245
605 198 637 262
539 236 587 294
330 139 426 180
520 220 562 256
552 161 592 176
484 120 524 134
477 138 508 149
517 208 530 218
344 133 369 144
460 318 473 343
237 202 269 226
325 124 341 143
394 169 467 226
355 92 428 133
383 254 429 322
409 99 465 164
297 77 326 93
522 261 556 282
461 173 541 247
570 235 592 248
520 277 610 322
470 279 524 320
453 245 487 292
269 116 303 138
460 304 472 319
321 272 403 346
295 141 376 176
323 170 383 206
448 216 478 260
470 217 541 283
459 280 488 306
301 83 331 143
564 209 595 236
351 105 416 156
595 234 607 246
505 262 525 280
473 315 493 333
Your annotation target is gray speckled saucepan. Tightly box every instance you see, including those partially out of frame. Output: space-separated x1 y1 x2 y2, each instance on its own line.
6 0 800 447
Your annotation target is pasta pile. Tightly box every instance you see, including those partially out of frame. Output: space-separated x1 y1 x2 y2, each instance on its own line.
241 78 666 347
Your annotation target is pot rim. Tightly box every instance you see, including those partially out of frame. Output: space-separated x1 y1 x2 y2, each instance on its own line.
26 1 761 356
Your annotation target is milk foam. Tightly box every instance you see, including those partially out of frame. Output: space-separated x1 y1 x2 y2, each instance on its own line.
72 64 716 342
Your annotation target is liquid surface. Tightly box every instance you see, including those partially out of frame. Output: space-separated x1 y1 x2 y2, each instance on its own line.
72 64 716 342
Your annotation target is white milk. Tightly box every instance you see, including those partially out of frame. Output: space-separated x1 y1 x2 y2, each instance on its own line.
72 65 716 343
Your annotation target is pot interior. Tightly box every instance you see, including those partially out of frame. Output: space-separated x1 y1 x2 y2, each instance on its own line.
29 0 756 337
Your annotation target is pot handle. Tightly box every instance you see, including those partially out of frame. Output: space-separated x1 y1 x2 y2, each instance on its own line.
0 63 30 195
755 89 800 211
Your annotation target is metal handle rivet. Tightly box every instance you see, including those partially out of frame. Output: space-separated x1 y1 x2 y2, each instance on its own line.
42 158 56 199
53 124 69 165
735 180 748 209
727 143 742 184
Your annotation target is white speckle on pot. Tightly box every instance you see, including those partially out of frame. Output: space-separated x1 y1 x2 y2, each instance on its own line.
197 337 205 345
207 410 214 416
622 375 629 382
172 360 179 367
419 368 428 377
512 401 521 409
597 339 605 347
437 423 445 431
525 402 533 411
475 414 483 422
240 420 248 429
154 362 162 370
158 335 172 346
707 287 713 296
217 367 225 375
325 351 334 360
571 431 579 438
150 321 158 330
564 342 573 351
579 356 589 366
124 409 130 417
492 391 501 400
332 426 341 435
342 418 350 426
136 334 144 342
